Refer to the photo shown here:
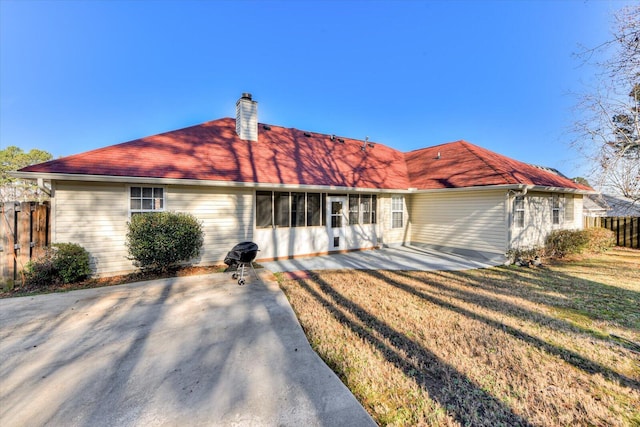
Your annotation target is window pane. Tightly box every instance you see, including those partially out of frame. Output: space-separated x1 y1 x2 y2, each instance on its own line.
276 192 290 227
371 195 377 224
514 196 525 227
307 193 321 226
256 191 272 228
331 201 342 228
291 192 305 227
392 196 403 211
131 186 164 212
392 211 403 228
361 195 371 224
349 195 359 224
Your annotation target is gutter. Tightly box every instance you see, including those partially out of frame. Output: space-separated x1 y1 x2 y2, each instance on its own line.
10 171 414 194
411 184 595 195
11 171 595 196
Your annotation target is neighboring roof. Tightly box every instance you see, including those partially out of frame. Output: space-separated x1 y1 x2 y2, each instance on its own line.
583 194 610 216
404 140 592 191
600 194 640 216
18 118 591 193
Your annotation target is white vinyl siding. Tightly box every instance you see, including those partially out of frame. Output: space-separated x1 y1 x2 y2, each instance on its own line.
510 192 582 250
168 186 253 266
52 182 253 276
378 194 409 246
410 190 507 256
53 182 131 276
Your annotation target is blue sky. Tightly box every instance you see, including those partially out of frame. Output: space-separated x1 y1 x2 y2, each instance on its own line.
0 0 631 179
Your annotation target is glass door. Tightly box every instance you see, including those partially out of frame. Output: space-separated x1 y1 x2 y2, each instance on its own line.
327 196 347 249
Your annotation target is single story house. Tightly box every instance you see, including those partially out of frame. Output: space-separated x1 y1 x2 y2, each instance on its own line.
14 94 593 276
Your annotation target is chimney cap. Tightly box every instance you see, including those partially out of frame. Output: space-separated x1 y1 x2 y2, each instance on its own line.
241 92 253 100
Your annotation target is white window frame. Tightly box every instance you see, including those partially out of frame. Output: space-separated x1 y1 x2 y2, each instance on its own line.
391 195 404 229
552 194 563 225
514 196 525 228
129 186 165 216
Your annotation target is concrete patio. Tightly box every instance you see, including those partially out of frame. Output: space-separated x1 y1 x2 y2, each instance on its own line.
261 245 506 273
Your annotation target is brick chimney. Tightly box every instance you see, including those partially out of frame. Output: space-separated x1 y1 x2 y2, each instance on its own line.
236 93 258 141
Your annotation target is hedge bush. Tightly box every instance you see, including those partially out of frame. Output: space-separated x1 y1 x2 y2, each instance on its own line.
544 228 615 258
583 227 615 253
24 243 92 288
126 211 204 271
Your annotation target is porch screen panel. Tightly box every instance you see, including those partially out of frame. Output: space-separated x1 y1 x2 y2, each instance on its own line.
307 193 321 226
256 191 272 228
291 192 306 227
361 195 371 224
349 195 359 224
275 192 290 227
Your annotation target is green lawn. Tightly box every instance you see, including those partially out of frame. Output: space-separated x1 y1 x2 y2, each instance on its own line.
278 247 640 426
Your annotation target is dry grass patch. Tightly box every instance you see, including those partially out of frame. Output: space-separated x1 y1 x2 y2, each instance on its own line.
278 247 640 426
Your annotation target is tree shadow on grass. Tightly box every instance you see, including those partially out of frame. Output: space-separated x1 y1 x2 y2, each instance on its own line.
295 273 535 427
390 268 640 354
365 270 639 391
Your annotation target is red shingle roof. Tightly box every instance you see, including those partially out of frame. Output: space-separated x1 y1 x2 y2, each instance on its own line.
19 119 591 192
405 140 591 191
20 118 409 190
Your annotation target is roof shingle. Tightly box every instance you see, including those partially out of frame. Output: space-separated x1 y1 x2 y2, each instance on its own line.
19 118 590 192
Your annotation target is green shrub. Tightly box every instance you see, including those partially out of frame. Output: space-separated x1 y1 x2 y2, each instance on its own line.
544 228 615 258
52 243 92 284
24 248 56 287
126 212 204 271
545 230 590 258
24 243 91 288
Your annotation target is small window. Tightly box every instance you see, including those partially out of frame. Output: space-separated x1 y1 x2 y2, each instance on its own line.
391 195 404 229
130 186 164 214
552 194 562 225
514 196 525 228
349 195 359 224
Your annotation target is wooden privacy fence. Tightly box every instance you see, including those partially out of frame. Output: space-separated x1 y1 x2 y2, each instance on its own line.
1 202 50 283
585 216 639 249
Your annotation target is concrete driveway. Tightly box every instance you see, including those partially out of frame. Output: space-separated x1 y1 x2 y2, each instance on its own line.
0 272 375 426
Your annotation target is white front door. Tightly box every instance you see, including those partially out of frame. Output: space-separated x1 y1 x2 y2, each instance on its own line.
327 196 347 250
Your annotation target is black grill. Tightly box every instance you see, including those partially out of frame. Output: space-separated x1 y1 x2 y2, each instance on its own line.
224 242 259 285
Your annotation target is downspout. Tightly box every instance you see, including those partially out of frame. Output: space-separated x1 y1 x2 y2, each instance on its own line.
37 178 51 196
